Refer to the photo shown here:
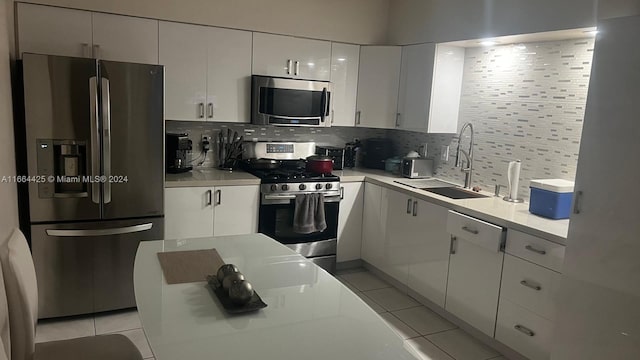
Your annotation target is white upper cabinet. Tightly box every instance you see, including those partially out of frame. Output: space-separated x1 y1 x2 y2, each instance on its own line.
252 33 331 81
330 43 360 127
17 3 159 63
356 46 402 129
17 3 92 58
397 43 464 133
159 21 208 121
205 27 252 123
92 13 159 64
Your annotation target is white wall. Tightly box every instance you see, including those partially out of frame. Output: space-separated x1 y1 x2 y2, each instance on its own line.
387 0 599 44
18 0 391 44
0 0 18 245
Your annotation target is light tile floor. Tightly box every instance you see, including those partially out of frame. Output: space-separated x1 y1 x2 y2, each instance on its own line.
35 268 504 360
336 268 505 360
36 309 154 360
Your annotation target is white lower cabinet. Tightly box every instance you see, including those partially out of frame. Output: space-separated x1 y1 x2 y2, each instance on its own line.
165 185 259 239
212 185 259 236
337 182 364 262
165 187 214 239
361 183 388 270
496 299 554 360
445 211 505 337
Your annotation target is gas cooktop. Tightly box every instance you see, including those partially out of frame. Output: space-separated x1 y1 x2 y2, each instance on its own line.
248 168 339 184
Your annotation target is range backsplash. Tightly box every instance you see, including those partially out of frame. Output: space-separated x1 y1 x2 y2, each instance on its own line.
389 38 594 199
165 121 387 168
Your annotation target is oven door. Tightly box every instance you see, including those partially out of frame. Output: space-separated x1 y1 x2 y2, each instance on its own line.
259 194 339 258
252 75 331 127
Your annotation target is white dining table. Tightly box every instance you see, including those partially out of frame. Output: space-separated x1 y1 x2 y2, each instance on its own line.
133 233 420 360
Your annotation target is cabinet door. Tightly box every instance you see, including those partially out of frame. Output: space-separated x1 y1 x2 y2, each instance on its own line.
17 3 92 58
407 199 450 307
397 43 435 131
213 185 259 236
164 187 214 239
446 236 504 336
361 183 387 269
92 13 158 64
356 46 401 129
252 33 331 81
428 45 465 133
382 190 413 286
330 43 360 126
159 21 208 121
205 27 252 123
337 182 364 262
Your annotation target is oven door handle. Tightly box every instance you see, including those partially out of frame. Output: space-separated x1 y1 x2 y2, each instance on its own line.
262 194 341 203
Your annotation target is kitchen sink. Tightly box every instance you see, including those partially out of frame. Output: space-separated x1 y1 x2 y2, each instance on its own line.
394 178 458 189
422 187 489 199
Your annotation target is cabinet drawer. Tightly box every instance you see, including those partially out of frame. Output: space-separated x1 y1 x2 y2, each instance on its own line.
506 230 565 272
501 255 561 320
496 299 554 360
447 211 504 252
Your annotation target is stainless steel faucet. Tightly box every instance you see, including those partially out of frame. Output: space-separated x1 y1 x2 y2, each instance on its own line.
455 122 474 189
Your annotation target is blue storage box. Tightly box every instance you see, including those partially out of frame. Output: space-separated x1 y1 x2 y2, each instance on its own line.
529 179 575 219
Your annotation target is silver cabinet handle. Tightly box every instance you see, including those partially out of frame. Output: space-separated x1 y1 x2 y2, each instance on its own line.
412 200 418 217
573 190 583 214
287 59 293 75
520 280 542 291
198 103 205 118
396 113 401 127
207 103 213 118
46 223 152 237
461 226 479 235
450 236 457 254
340 186 344 200
514 324 535 337
89 76 100 204
407 199 412 214
215 189 222 205
206 190 212 206
355 111 361 125
101 77 112 204
294 60 300 76
92 44 100 59
525 245 546 255
81 43 90 58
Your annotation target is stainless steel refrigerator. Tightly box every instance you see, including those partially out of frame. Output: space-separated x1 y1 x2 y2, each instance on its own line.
20 53 164 319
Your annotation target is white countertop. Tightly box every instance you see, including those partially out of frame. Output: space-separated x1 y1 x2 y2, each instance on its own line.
165 168 260 187
133 234 419 360
165 167 568 244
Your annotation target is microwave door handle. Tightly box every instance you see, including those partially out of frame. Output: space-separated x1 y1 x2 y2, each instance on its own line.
320 87 327 123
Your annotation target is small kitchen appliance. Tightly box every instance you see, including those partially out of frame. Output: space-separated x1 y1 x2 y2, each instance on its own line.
315 145 345 170
401 158 434 179
361 138 394 170
529 179 575 219
166 133 193 173
343 140 360 168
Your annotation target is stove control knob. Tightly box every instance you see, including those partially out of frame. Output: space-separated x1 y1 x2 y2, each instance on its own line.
281 184 289 191
270 184 278 192
325 183 333 190
299 184 306 190
315 184 323 190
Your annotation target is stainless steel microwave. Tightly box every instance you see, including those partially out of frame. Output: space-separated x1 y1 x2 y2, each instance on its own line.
251 75 332 127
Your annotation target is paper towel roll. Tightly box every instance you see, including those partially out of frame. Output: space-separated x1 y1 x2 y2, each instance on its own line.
508 160 522 200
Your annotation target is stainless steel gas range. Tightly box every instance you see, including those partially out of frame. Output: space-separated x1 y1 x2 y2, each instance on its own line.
242 142 340 273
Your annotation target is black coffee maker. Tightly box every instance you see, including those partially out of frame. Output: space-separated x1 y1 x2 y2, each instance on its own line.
166 133 193 173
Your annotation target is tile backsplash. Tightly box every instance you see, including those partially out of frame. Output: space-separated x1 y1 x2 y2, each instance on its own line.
390 38 594 199
166 121 386 168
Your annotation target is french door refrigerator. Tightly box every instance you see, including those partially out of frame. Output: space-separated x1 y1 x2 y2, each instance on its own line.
20 53 164 318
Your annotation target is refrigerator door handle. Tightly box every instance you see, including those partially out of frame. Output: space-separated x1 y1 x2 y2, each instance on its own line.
46 223 153 237
89 76 101 204
101 77 112 204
